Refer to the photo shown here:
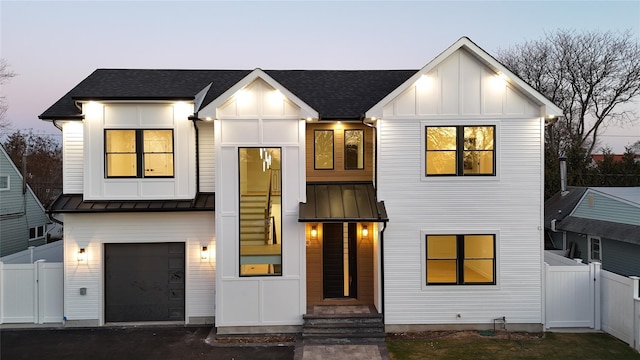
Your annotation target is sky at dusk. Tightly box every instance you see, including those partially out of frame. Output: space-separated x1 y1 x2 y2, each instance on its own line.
1 1 639 152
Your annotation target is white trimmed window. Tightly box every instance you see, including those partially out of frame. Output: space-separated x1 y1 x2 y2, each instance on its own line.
0 175 9 191
425 125 495 176
29 225 45 240
105 129 174 178
425 234 496 285
588 236 602 262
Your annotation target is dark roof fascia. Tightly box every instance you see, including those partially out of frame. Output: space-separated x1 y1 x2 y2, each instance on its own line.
72 96 195 101
38 115 85 121
556 216 640 245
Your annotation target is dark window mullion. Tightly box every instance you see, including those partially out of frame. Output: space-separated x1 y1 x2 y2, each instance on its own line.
136 130 144 178
456 235 464 284
456 127 464 176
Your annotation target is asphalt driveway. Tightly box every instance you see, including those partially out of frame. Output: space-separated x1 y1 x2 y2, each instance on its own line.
0 326 294 360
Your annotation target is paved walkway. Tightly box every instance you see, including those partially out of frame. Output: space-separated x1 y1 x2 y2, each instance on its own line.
295 343 391 360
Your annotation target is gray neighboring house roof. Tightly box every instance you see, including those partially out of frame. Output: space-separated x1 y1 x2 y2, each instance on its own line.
558 217 640 245
545 186 640 245
39 69 417 121
544 186 587 229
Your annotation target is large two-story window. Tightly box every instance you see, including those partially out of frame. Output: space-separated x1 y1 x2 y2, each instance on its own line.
425 126 495 176
239 147 282 276
105 129 174 178
426 234 496 285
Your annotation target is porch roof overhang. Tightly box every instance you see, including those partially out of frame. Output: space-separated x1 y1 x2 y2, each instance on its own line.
298 182 388 223
556 216 640 246
48 193 215 213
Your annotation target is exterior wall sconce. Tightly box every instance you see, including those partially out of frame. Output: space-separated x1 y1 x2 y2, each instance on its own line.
310 225 318 239
201 246 209 260
361 225 369 238
77 248 86 263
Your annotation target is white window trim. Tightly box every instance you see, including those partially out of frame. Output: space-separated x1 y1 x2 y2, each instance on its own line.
588 236 602 263
420 119 501 182
0 175 9 191
28 225 46 241
420 229 500 290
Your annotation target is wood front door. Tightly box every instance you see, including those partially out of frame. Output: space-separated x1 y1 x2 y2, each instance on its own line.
322 223 357 299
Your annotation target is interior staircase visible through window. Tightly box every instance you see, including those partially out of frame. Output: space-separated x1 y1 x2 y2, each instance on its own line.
240 193 270 245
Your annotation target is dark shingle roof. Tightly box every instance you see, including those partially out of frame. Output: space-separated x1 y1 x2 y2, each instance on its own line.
544 186 587 229
40 69 251 119
265 70 416 119
39 69 417 120
557 217 640 245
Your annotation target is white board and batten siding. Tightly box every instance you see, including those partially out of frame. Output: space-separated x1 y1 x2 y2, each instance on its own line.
210 77 307 329
62 212 215 324
81 102 196 200
377 48 546 328
198 121 216 192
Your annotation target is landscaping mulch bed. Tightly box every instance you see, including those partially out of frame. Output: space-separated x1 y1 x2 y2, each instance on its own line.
387 330 544 341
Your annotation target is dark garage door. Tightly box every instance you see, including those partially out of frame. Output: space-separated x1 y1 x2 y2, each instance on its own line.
105 243 185 322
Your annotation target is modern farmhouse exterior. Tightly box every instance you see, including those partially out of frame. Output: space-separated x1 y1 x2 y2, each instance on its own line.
40 37 561 332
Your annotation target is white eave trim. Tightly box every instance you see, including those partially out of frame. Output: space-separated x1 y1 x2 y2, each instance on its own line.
365 36 563 119
198 68 319 120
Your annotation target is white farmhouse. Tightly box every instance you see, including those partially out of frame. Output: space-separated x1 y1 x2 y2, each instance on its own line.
40 37 560 333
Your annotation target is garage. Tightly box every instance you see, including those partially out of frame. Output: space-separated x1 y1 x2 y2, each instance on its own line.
105 243 185 322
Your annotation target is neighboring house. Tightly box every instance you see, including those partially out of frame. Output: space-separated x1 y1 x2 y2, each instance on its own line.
0 144 52 257
545 186 640 277
591 153 640 165
40 37 560 332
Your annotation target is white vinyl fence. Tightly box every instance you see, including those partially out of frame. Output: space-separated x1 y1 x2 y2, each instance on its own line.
545 251 640 352
0 260 63 324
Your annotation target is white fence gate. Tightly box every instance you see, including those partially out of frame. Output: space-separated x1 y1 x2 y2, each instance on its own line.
0 260 63 324
545 251 640 352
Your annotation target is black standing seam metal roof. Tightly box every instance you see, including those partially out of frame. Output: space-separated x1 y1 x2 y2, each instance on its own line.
299 182 388 222
48 193 215 213
38 69 417 120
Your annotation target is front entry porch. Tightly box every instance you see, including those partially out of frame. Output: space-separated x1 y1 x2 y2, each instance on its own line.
305 222 376 307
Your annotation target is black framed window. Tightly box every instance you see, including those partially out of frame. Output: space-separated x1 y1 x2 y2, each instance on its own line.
425 126 495 176
105 129 174 178
314 130 334 170
344 129 364 170
426 234 496 285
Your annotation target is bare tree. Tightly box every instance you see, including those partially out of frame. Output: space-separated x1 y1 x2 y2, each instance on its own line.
3 130 62 208
0 59 17 135
498 30 640 156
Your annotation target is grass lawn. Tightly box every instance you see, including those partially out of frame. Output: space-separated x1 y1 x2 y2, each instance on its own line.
386 331 640 360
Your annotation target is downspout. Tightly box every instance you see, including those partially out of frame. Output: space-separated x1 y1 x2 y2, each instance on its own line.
380 221 386 324
361 115 377 188
189 115 201 193
363 114 386 322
